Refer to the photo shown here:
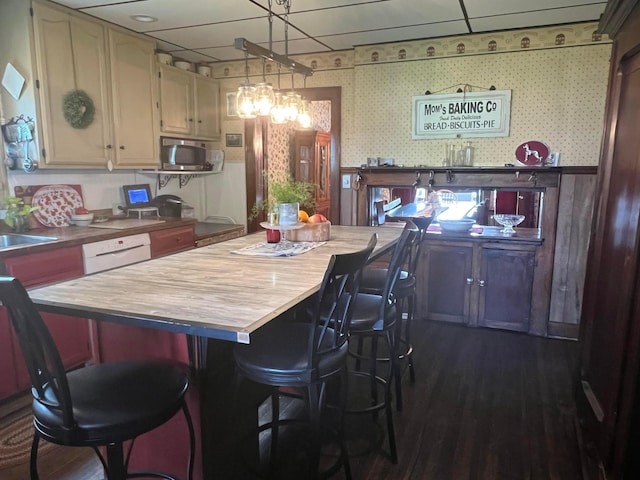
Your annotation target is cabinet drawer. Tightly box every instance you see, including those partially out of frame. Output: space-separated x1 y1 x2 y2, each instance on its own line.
150 226 195 258
4 246 84 287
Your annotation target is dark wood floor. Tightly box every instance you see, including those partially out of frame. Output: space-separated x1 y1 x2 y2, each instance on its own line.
0 320 582 480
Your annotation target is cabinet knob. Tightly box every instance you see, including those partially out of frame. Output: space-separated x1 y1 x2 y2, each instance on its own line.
106 144 112 149
466 278 474 285
198 120 202 123
478 280 486 287
189 118 193 122
119 145 126 150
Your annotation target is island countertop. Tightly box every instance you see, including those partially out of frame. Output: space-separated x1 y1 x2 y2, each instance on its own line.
28 226 402 343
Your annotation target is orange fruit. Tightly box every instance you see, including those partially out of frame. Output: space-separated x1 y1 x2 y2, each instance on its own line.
298 210 309 223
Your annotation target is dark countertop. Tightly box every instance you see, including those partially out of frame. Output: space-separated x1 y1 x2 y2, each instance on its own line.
426 225 543 244
0 217 200 259
194 222 244 240
383 221 543 244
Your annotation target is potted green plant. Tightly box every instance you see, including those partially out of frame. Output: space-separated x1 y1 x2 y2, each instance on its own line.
250 176 315 226
3 196 39 233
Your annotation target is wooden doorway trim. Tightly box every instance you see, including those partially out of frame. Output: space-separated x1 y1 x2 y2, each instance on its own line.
245 86 342 230
301 87 342 224
244 118 268 233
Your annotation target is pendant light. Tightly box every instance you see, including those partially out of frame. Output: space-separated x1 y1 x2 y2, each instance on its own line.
297 99 312 129
271 66 287 124
283 72 300 121
236 51 256 119
255 60 275 116
296 74 313 129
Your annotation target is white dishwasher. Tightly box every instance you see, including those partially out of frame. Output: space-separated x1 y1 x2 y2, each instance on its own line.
82 233 151 274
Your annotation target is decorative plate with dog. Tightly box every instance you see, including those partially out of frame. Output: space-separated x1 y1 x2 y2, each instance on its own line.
515 141 549 166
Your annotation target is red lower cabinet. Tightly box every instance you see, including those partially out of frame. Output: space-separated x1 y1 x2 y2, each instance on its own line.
2 245 93 400
97 323 203 479
0 309 18 399
11 312 92 391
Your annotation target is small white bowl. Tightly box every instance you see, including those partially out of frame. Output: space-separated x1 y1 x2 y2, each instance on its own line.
71 213 94 221
72 219 93 226
157 53 173 65
438 218 475 233
174 61 193 72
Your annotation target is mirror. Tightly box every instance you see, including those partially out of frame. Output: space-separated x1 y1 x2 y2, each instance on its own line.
369 186 544 229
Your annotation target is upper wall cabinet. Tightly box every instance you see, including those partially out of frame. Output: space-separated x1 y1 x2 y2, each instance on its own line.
32 2 111 167
159 65 221 140
31 2 159 169
108 30 159 168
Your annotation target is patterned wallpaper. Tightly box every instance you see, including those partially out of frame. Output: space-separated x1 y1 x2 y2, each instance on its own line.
213 22 610 168
267 101 331 185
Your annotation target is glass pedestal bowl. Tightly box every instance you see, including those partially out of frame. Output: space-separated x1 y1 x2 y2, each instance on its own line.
493 214 525 235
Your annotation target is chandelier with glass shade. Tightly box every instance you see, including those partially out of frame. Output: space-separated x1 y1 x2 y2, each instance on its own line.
234 0 313 128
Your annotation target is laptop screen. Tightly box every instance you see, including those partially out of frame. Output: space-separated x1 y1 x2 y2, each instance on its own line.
123 184 152 208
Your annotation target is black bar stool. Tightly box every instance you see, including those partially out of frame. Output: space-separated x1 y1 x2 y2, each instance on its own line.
0 277 195 480
346 222 419 464
233 235 377 479
359 216 433 411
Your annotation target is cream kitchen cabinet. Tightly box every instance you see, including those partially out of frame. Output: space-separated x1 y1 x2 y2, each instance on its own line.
159 64 221 140
31 1 159 169
108 29 159 167
32 2 111 167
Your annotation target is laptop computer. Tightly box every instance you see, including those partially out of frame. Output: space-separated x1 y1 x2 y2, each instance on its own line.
122 184 153 209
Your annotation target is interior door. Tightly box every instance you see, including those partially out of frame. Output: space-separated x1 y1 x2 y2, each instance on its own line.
578 47 640 475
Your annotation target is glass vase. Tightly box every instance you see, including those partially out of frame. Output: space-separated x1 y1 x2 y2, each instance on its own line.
277 202 299 226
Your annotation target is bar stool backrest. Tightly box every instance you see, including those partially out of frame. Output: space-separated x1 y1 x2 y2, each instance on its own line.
377 221 419 325
0 277 74 430
310 234 378 375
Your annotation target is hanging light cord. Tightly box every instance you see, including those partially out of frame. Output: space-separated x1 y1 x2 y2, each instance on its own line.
243 50 250 82
276 0 291 59
268 0 274 53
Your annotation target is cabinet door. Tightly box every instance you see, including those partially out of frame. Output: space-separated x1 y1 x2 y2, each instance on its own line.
294 131 331 218
109 29 159 168
418 242 473 324
477 246 535 332
4 246 92 379
194 75 221 139
0 309 18 400
159 65 193 135
150 225 195 258
32 2 111 166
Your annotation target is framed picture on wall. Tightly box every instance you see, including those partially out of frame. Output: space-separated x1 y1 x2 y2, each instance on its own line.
226 133 243 147
225 91 238 119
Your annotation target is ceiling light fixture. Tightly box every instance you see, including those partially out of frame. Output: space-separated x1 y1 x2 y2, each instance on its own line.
254 60 275 116
270 66 288 124
236 51 257 119
130 14 157 23
234 0 314 127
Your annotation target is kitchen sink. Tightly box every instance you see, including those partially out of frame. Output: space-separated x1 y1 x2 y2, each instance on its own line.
0 234 58 249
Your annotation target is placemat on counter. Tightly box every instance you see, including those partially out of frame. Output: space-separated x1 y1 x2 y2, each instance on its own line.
231 241 325 257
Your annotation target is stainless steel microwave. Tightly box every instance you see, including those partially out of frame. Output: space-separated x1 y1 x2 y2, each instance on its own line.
160 137 214 171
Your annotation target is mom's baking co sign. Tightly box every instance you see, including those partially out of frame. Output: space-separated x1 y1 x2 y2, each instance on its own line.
412 90 512 139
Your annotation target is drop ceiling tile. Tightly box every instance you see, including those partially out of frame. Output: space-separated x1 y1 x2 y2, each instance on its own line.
288 1 465 37
319 21 470 51
253 0 389 12
469 4 605 32
164 50 217 64
464 0 606 17
150 17 300 51
190 37 333 63
52 0 132 7
70 0 265 33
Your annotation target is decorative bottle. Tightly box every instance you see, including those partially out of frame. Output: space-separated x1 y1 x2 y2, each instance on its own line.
463 141 474 166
